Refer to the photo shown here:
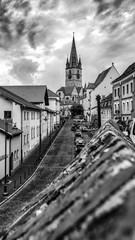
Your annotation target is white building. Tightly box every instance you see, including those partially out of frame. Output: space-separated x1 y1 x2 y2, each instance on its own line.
3 85 59 134
89 63 120 122
0 86 43 180
48 89 60 126
111 62 135 121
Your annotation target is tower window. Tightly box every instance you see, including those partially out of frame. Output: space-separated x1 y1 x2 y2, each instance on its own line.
77 70 80 79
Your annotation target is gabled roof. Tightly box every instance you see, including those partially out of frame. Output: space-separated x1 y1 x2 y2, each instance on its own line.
48 89 59 98
4 120 135 239
112 62 135 84
87 67 111 90
0 86 42 111
101 93 112 102
76 86 82 94
65 86 75 96
3 85 49 105
94 67 111 88
87 82 95 89
0 119 22 137
57 87 65 94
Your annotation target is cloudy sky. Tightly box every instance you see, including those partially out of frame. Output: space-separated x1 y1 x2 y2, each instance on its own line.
0 0 135 92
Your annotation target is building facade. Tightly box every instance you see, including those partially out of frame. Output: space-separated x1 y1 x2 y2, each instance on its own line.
0 86 43 180
88 63 120 122
112 62 135 121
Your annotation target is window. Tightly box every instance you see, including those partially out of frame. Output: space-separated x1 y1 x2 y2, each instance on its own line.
127 102 129 111
123 102 125 111
24 135 26 145
4 111 11 119
131 100 133 111
118 103 119 110
27 112 29 120
27 134 29 143
114 104 116 112
118 88 120 97
31 112 33 120
123 86 125 95
114 89 117 97
31 127 33 139
127 84 129 94
131 82 133 92
24 111 26 120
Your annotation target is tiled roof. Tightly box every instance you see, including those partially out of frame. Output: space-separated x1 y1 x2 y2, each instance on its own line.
57 86 81 96
76 86 82 94
87 82 95 89
0 86 42 111
112 62 135 84
3 120 135 240
0 119 22 137
48 89 59 98
64 86 74 96
101 93 112 102
94 67 111 88
57 87 65 94
3 85 49 105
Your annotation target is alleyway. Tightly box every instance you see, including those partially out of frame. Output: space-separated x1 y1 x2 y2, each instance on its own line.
0 120 76 232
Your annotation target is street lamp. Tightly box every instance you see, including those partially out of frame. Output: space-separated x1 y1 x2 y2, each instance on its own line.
3 119 8 196
96 94 101 128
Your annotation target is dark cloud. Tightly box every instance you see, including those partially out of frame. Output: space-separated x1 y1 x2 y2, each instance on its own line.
10 58 39 84
113 0 126 8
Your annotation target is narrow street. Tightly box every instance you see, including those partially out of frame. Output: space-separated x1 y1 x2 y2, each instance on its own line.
0 120 77 232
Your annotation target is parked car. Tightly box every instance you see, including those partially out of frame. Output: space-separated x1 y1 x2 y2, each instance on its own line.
74 131 82 138
71 125 76 131
75 137 85 145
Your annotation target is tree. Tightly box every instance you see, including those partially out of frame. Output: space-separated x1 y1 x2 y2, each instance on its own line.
70 104 84 117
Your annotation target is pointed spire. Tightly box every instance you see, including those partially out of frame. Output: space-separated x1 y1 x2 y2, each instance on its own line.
66 56 69 68
78 55 82 69
69 33 78 68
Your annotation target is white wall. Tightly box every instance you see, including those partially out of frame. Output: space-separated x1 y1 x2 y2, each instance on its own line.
11 135 21 169
91 66 119 111
0 133 9 180
0 97 13 119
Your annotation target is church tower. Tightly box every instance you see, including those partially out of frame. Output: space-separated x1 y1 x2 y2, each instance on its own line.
65 33 82 87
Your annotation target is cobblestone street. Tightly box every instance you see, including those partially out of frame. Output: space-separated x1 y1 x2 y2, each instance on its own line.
0 120 77 232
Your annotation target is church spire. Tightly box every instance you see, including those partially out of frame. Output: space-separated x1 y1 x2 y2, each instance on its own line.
69 32 78 68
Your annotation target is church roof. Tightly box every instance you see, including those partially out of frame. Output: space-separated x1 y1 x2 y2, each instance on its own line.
76 86 82 94
111 62 135 84
3 85 49 105
69 33 78 68
65 86 74 96
57 87 65 94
